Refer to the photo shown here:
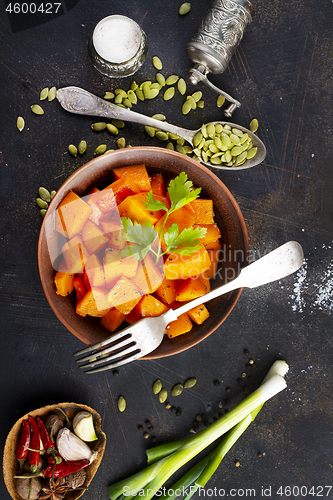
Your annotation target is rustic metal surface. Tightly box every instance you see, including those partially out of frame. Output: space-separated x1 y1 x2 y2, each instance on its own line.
1 0 333 499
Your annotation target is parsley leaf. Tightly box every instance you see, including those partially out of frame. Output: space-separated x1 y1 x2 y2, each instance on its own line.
144 190 168 212
164 224 207 255
120 217 158 260
167 172 201 212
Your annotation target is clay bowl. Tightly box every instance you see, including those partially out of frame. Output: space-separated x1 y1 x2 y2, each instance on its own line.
3 402 106 500
38 146 248 359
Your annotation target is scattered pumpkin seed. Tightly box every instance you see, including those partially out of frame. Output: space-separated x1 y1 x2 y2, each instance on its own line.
249 118 258 133
78 140 87 155
171 383 184 396
187 95 196 110
165 75 179 85
179 2 191 15
163 87 175 101
158 388 168 403
123 98 132 108
91 122 107 131
107 123 119 135
176 144 186 154
156 73 166 87
148 88 160 99
48 87 57 101
184 378 197 389
38 187 51 202
40 209 47 218
16 116 25 132
50 190 56 200
117 137 126 149
112 119 125 128
153 379 162 394
130 81 138 91
68 144 77 157
117 396 126 412
31 104 44 115
104 91 115 100
150 83 162 91
166 142 174 150
182 100 192 115
217 94 225 107
40 87 49 100
145 126 156 138
197 100 204 108
94 144 107 156
135 88 145 101
192 91 202 102
115 88 127 97
156 131 169 141
152 113 166 121
152 56 163 70
177 137 185 146
168 132 179 140
127 90 137 104
114 94 124 105
177 78 186 95
36 198 48 209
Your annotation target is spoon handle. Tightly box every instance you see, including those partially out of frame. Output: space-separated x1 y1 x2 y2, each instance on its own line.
56 86 194 144
175 241 304 317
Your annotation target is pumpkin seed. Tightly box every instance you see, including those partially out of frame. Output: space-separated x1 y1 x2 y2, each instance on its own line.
117 137 126 149
114 94 124 104
183 145 192 154
225 150 232 163
16 116 25 132
192 91 202 102
140 80 152 90
163 87 175 100
116 103 126 108
36 198 48 209
31 104 44 115
184 378 197 389
152 114 166 121
78 140 87 154
202 150 209 163
40 209 47 218
177 137 185 146
68 144 77 157
156 131 169 141
230 145 243 156
156 73 166 87
201 124 208 138
249 118 258 133
48 87 57 101
193 131 203 147
182 100 192 115
147 88 160 99
197 100 204 108
176 144 186 154
150 82 162 91
153 379 162 394
112 119 125 128
135 88 145 101
104 91 115 100
152 56 163 70
158 388 168 403
142 82 152 99
115 88 127 97
217 94 225 107
91 122 107 131
209 144 219 153
236 151 247 163
117 396 126 412
127 90 137 104
177 78 186 95
221 134 231 148
232 127 243 137
179 2 191 15
166 142 174 150
171 383 184 396
130 81 138 91
187 95 196 110
123 98 132 108
107 123 119 135
40 87 49 100
168 133 179 140
230 134 240 145
207 122 215 138
145 126 156 138
247 147 258 159
165 75 179 85
210 156 222 165
50 190 57 200
38 187 51 202
215 124 223 134
94 144 107 156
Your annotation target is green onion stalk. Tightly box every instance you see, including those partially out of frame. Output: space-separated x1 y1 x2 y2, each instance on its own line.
108 366 288 500
162 360 289 500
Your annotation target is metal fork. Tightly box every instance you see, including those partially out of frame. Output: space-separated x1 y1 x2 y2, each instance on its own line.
74 241 304 374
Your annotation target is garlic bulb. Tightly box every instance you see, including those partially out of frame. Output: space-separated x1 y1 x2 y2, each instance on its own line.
73 411 98 442
56 427 96 462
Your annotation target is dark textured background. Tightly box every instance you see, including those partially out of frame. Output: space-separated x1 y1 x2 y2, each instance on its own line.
1 0 333 498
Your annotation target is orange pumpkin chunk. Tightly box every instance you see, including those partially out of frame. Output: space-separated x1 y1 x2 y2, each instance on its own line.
164 245 211 280
166 312 193 338
62 235 90 274
56 191 93 239
206 248 221 279
131 254 164 294
104 177 141 204
175 277 207 302
118 192 166 225
85 254 105 288
113 164 151 192
194 224 221 247
135 295 169 319
190 199 214 224
103 248 138 288
150 173 166 197
187 304 210 325
155 278 178 304
76 287 111 317
155 207 195 252
106 277 142 315
100 308 126 332
81 219 108 255
54 272 74 297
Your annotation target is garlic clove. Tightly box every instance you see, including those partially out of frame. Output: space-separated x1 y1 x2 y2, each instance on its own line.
56 427 93 462
73 411 98 442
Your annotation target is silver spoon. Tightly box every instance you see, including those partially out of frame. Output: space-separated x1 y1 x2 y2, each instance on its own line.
56 86 266 171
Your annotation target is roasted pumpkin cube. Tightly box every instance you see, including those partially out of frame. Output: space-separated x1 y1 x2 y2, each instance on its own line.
150 173 166 197
155 278 178 304
113 164 151 192
104 177 141 204
135 295 169 319
175 277 207 302
81 219 108 255
106 277 142 315
54 272 74 297
187 304 210 325
194 224 221 247
190 199 214 224
103 248 138 287
88 188 117 214
76 287 111 317
62 235 90 274
56 191 93 239
166 312 193 338
154 206 195 252
118 192 166 225
85 254 105 288
100 308 126 332
107 229 127 250
164 245 211 280
131 254 164 294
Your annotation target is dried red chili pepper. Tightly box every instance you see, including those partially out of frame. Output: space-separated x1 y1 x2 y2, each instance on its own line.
47 455 62 465
16 420 30 472
43 459 90 478
36 416 56 456
28 415 40 473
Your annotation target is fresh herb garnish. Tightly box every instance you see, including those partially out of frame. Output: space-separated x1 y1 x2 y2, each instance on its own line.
121 172 207 262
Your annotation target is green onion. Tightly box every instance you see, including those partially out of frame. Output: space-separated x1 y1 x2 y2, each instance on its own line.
108 368 287 500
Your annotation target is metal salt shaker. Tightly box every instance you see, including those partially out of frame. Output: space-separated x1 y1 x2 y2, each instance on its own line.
186 0 255 116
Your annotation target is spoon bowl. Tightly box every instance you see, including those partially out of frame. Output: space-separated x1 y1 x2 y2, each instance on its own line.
56 86 266 171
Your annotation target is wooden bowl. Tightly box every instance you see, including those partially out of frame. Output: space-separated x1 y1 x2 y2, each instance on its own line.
38 146 248 358
3 402 106 500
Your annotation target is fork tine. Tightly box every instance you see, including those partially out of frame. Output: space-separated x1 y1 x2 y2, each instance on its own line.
77 343 138 369
73 324 135 357
75 334 133 364
81 350 141 374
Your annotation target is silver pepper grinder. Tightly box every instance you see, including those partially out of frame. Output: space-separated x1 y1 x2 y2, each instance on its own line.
186 0 255 117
